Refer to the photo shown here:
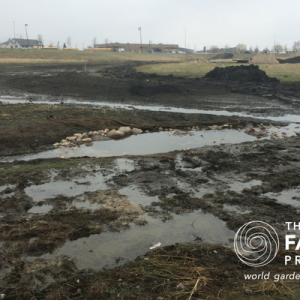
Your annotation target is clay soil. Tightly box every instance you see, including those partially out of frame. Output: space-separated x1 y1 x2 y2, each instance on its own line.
0 61 300 299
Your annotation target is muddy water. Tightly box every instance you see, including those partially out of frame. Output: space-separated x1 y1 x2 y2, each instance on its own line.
2 96 300 122
25 171 108 202
264 188 300 208
40 210 234 270
1 128 285 162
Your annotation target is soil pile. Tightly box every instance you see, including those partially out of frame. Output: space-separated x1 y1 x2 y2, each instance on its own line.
203 64 279 82
211 53 233 59
278 56 300 64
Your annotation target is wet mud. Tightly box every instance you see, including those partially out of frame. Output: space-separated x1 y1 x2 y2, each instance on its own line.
0 61 300 298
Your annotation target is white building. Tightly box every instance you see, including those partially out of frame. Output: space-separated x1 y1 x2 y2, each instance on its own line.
1 38 41 49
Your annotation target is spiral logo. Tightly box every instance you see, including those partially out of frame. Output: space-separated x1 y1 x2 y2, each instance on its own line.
234 221 279 267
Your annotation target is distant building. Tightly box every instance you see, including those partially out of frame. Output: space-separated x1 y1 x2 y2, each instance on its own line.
1 38 41 49
95 42 178 53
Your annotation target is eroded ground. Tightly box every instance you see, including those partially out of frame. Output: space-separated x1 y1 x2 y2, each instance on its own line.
0 61 300 299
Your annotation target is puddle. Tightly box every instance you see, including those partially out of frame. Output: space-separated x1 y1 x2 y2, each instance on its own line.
25 172 108 202
115 158 135 172
1 96 300 122
264 188 300 207
2 129 266 162
227 180 262 193
0 184 16 193
118 186 160 206
28 204 53 214
69 200 103 210
223 204 252 214
40 210 234 270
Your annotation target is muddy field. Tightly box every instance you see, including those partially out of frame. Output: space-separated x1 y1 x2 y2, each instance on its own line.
1 61 300 299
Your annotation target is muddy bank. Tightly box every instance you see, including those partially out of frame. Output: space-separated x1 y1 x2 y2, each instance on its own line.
1 135 300 298
0 62 300 116
0 103 288 156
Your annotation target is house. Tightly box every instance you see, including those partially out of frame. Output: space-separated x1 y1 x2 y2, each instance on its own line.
1 38 41 49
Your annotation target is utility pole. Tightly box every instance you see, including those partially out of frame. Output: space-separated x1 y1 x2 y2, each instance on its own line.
25 24 29 48
138 27 142 53
185 28 186 51
13 21 15 38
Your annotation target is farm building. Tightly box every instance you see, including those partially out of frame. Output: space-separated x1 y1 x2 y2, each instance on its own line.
1 38 41 49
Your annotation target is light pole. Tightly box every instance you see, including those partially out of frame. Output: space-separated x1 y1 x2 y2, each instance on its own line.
25 24 29 48
138 27 142 53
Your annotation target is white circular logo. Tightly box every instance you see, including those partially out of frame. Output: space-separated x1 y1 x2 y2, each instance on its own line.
234 221 279 267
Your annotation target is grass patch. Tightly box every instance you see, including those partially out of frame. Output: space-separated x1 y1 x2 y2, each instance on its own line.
0 48 198 64
136 62 300 82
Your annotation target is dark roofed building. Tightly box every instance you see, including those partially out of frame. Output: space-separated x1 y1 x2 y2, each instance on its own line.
1 38 41 49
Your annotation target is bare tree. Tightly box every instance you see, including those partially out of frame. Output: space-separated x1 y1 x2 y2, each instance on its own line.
293 41 300 51
37 34 44 47
92 37 97 48
209 45 219 54
283 44 288 53
249 46 253 52
236 44 247 53
48 42 54 47
254 46 259 53
66 36 71 47
273 44 283 54
105 38 109 48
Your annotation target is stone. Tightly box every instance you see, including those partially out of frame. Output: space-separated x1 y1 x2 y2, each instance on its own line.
158 127 163 131
118 126 132 135
81 138 93 143
81 133 88 138
132 128 143 134
104 128 109 133
74 133 82 138
53 143 60 147
93 131 99 135
107 129 125 138
61 139 67 143
66 136 77 142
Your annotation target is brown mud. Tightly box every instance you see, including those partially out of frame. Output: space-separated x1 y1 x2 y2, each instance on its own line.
0 61 300 299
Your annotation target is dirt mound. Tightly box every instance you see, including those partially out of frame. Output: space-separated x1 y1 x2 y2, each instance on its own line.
278 56 300 64
203 64 279 82
211 53 233 59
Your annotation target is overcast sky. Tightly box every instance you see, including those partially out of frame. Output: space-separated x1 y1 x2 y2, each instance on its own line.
1 0 300 50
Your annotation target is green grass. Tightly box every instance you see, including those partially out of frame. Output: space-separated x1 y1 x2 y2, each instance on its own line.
136 62 300 82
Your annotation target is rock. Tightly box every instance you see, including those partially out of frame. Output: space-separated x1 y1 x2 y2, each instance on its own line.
93 131 99 135
60 156 66 159
74 133 82 138
107 129 125 138
81 138 93 143
245 288 252 295
104 128 109 133
296 132 300 136
132 128 143 134
158 127 163 131
66 136 77 142
118 126 132 135
81 133 88 138
244 126 254 134
88 131 94 136
61 139 67 143
60 142 70 147
53 143 60 147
